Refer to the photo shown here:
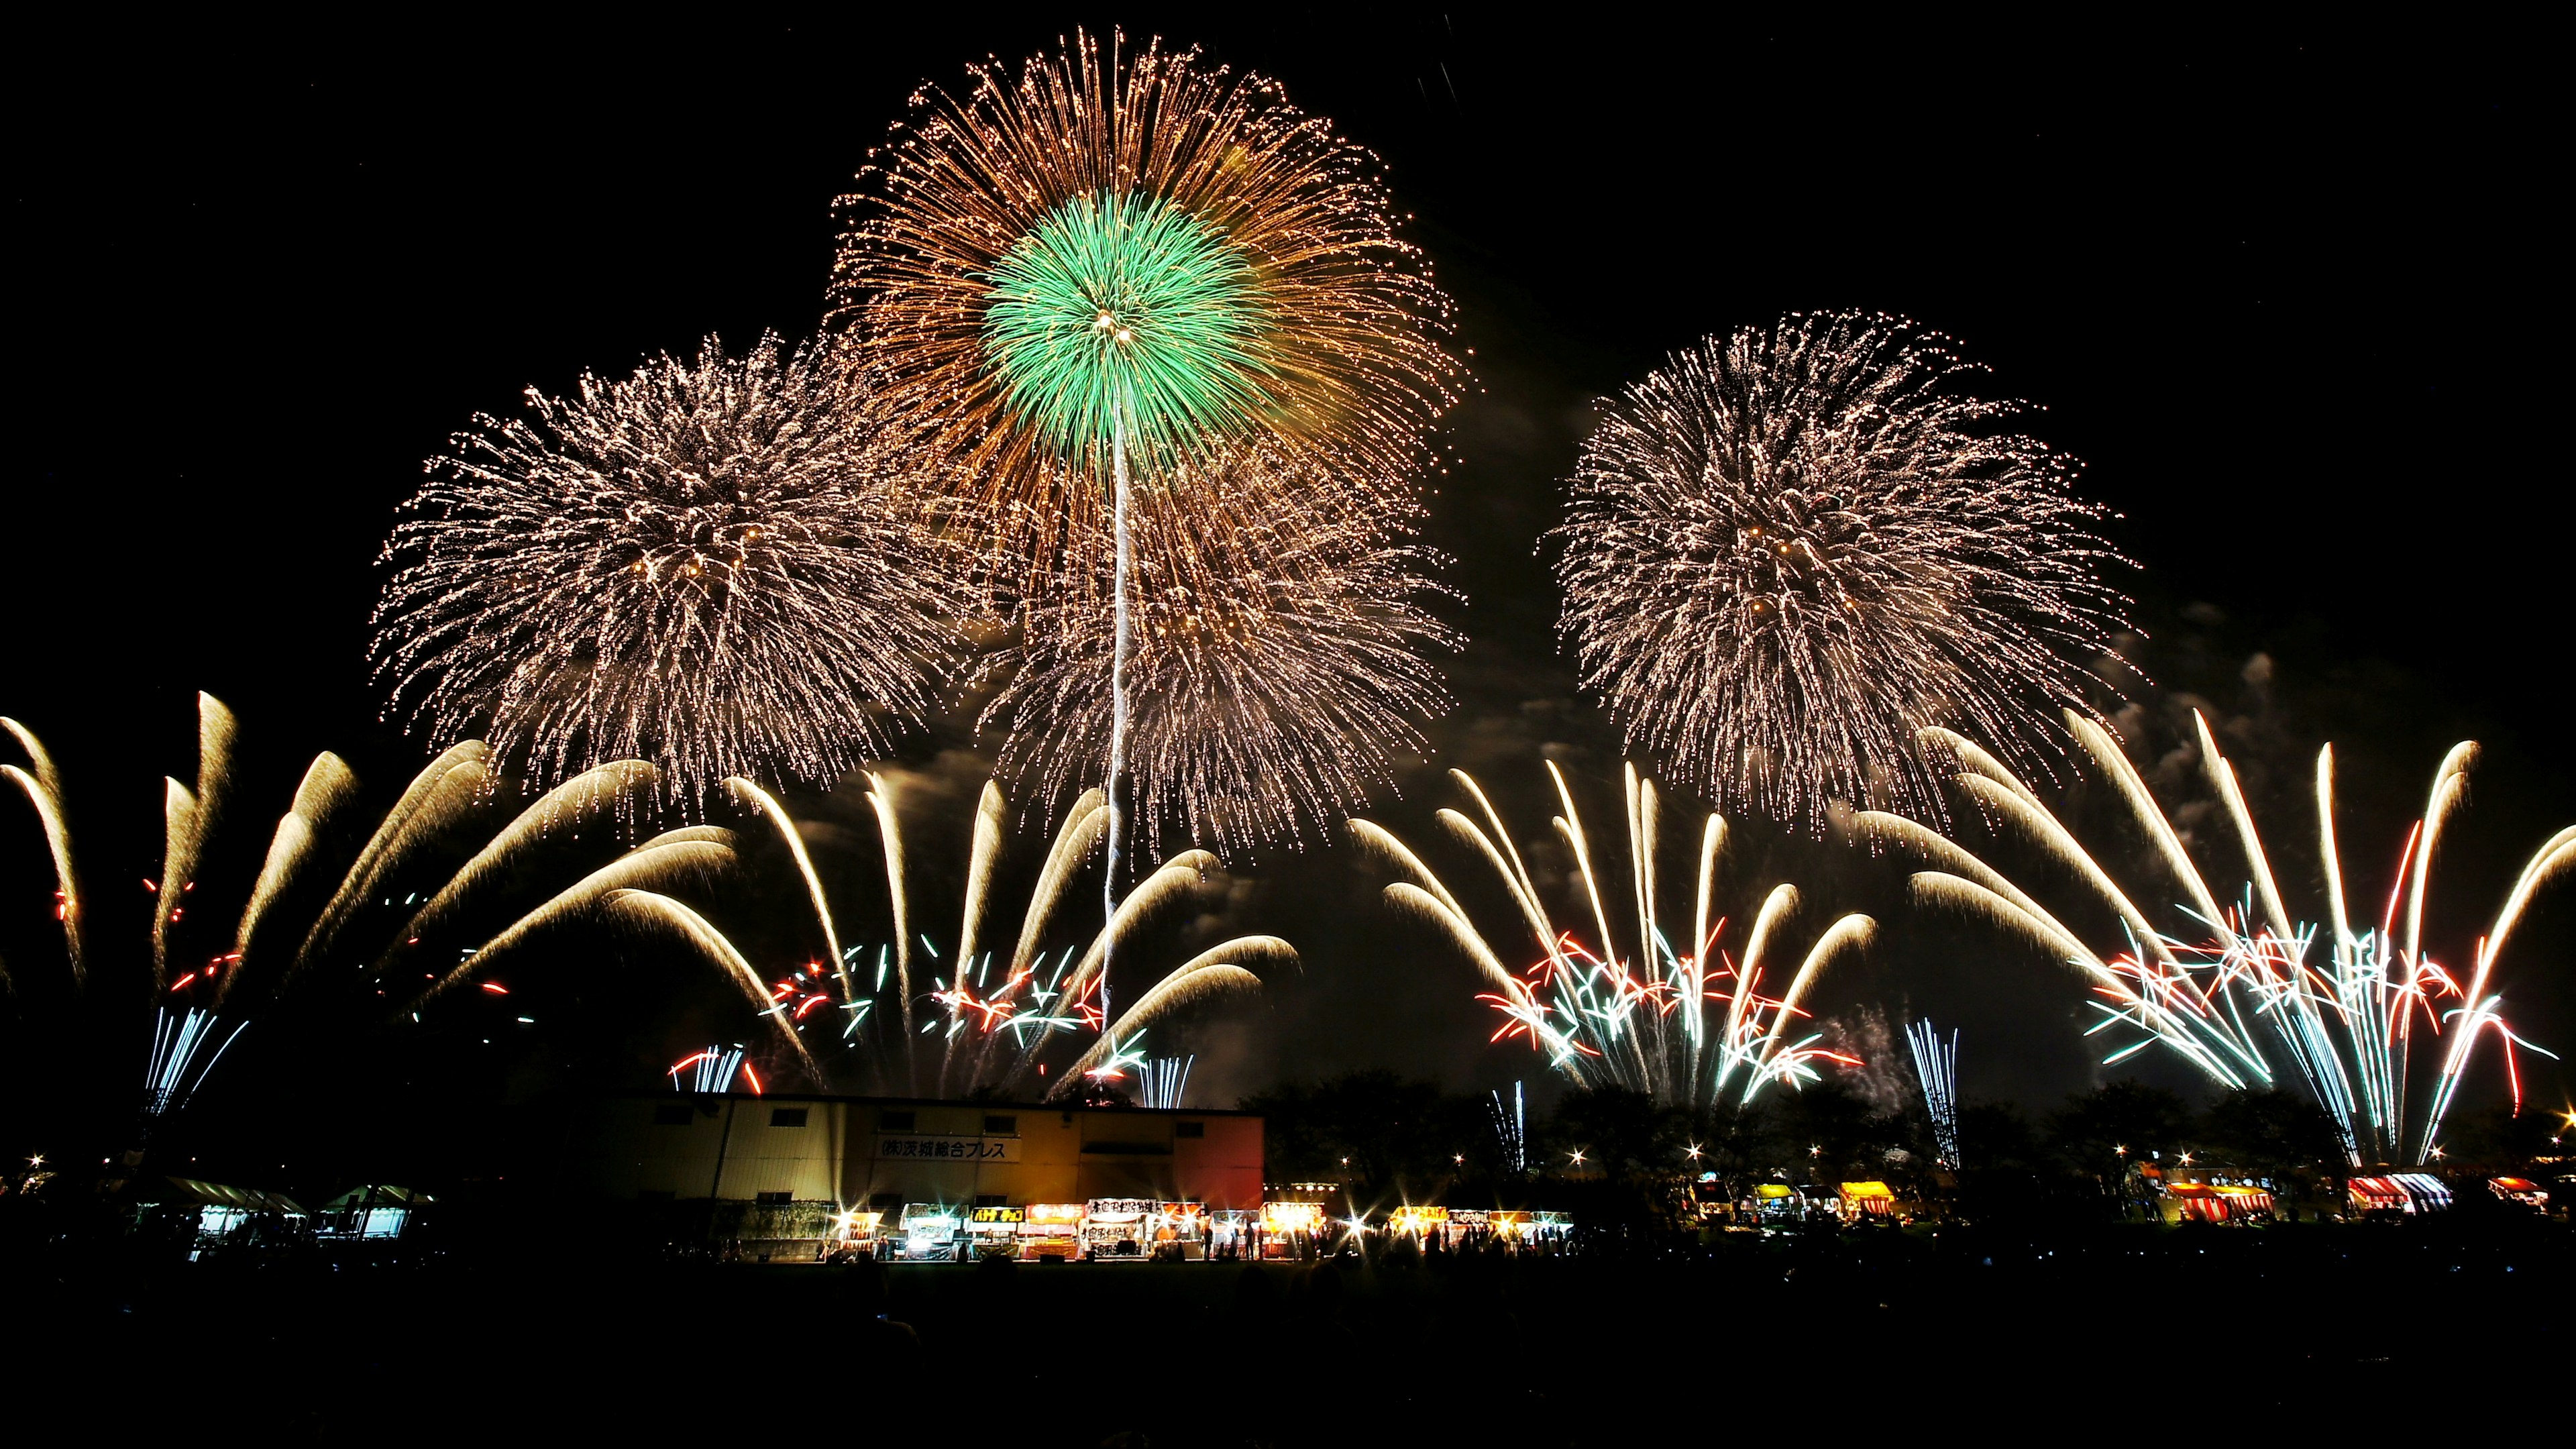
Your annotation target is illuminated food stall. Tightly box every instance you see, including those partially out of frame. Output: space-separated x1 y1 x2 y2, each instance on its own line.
2390 1173 2451 1213
966 1205 1024 1258
2489 1176 2547 1207
1209 1209 1256 1257
1837 1181 1896 1221
1387 1205 1450 1243
832 1208 885 1256
1258 1199 1326 1258
2347 1176 2408 1215
2164 1182 2226 1222
896 1203 962 1260
1752 1183 1800 1222
1150 1201 1206 1259
1018 1203 1085 1260
2210 1183 2273 1220
1083 1197 1155 1260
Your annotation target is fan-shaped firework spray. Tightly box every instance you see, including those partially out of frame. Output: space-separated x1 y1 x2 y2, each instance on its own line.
1355 763 1876 1109
1556 311 2133 831
1873 712 2571 1164
372 334 957 802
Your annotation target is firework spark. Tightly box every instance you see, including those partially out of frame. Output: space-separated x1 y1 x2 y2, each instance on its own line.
1878 712 2571 1164
1356 763 1877 1109
371 333 957 802
1556 311 2133 832
1907 1020 1961 1167
981 445 1457 851
727 775 1289 1099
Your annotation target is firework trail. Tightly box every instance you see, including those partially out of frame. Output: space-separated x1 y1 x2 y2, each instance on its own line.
1491 1081 1527 1174
421 828 736 1002
374 759 659 971
981 445 1458 853
1137 1054 1194 1110
1 716 83 984
372 333 958 802
1355 763 1876 1109
152 692 235 987
1878 711 2570 1164
1907 1020 1961 1167
598 889 819 1082
0 699 722 1130
836 30 1459 1019
1556 312 2133 833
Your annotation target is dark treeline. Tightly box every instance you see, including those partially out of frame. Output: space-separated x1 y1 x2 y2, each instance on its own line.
1244 1070 2563 1233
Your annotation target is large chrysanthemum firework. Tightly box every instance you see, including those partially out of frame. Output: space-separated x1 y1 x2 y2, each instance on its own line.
830 28 1459 566
982 448 1458 853
372 335 956 799
1556 312 2133 830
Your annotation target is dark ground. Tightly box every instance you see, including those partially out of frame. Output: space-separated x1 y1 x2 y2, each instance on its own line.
13 1213 2567 1442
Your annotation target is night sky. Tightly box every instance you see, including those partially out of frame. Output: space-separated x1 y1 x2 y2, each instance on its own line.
9 15 2564 1117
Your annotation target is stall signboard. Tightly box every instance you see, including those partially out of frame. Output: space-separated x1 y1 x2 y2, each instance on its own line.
1261 1201 1323 1232
875 1133 1020 1163
969 1206 1026 1224
1024 1203 1086 1225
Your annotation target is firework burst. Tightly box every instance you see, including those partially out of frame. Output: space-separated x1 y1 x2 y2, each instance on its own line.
981 445 1457 852
371 333 957 802
1556 311 2133 832
830 28 1459 572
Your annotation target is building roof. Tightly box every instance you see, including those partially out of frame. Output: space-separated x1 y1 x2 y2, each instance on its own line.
152 1177 307 1214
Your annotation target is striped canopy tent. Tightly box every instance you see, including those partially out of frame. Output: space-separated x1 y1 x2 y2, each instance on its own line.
2347 1177 2408 1213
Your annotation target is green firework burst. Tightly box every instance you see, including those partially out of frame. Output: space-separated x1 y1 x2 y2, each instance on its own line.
981 191 1272 468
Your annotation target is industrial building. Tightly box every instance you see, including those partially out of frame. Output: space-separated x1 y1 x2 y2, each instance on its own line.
579 1092 1264 1257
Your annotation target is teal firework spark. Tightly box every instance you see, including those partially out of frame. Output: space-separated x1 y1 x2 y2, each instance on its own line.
983 191 1271 468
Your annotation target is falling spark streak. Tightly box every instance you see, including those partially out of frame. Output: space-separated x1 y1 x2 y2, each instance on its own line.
219 753 359 1006
1892 710 2569 1164
378 760 659 967
726 777 845 1002
864 772 915 1059
1356 766 1875 1108
1052 957 1271 1093
294 741 489 975
419 832 736 1003
1556 313 2133 833
1 719 83 984
598 889 816 1079
148 694 235 989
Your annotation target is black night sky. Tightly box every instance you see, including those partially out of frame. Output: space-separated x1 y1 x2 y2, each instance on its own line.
9 14 2565 1120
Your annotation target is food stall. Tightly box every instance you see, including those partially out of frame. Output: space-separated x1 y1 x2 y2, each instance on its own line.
2210 1183 2274 1220
1751 1183 1800 1222
2164 1182 2226 1223
1387 1204 1450 1245
2391 1173 2452 1213
832 1208 885 1258
1018 1203 1085 1261
966 1205 1024 1258
896 1203 962 1260
1837 1181 1897 1222
2346 1176 2408 1216
1150 1201 1206 1260
1209 1209 1257 1258
1082 1197 1155 1260
1258 1199 1326 1258
2489 1176 2548 1208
